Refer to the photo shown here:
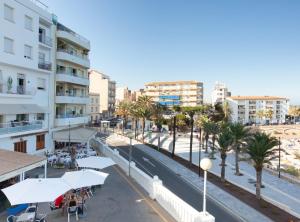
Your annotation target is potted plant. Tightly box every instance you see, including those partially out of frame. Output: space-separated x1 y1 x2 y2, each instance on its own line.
7 76 13 93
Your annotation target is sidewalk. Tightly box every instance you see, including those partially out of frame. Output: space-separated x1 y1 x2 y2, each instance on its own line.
108 134 273 222
144 133 300 218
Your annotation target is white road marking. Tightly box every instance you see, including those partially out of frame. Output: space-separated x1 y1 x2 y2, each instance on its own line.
142 157 156 167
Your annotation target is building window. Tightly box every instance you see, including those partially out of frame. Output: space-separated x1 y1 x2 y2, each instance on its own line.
4 37 13 54
91 107 94 112
24 15 33 31
4 4 14 22
36 134 45 150
96 107 98 112
37 78 46 90
91 98 94 103
24 45 32 59
14 141 27 153
96 98 98 103
37 113 45 120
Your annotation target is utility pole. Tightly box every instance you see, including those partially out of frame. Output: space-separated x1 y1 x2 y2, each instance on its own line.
199 128 202 176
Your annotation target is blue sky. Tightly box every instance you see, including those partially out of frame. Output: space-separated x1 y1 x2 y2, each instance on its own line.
45 0 300 104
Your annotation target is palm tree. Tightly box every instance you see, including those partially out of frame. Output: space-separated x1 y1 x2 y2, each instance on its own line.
264 109 274 124
256 110 265 125
229 122 250 176
217 127 233 182
209 121 220 159
200 116 211 153
136 96 154 143
222 101 232 123
129 102 140 139
181 106 205 166
288 106 300 123
115 101 131 134
246 132 278 199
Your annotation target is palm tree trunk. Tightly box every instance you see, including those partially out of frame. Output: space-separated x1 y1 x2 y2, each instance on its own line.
205 135 209 153
211 136 215 159
256 170 262 199
189 118 194 167
235 145 240 175
142 118 145 143
221 153 227 182
171 116 176 158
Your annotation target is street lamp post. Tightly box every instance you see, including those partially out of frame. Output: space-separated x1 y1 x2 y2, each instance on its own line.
129 137 132 177
200 158 212 215
278 137 281 178
68 121 71 153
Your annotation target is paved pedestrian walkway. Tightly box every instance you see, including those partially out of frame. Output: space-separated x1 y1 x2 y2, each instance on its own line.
0 163 175 222
108 134 272 222
144 133 300 219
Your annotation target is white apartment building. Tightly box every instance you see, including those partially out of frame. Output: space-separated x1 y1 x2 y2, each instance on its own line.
54 22 90 129
116 86 132 106
145 81 203 107
226 96 289 124
211 82 231 105
0 0 55 154
88 93 100 123
89 70 116 119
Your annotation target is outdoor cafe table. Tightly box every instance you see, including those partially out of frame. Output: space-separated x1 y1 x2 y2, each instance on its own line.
16 212 35 222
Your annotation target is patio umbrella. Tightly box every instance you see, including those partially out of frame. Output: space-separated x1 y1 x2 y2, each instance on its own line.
76 156 115 170
1 178 71 206
61 169 109 189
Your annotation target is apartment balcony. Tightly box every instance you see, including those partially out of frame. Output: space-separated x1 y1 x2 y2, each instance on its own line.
0 120 43 136
0 85 35 99
39 34 52 47
56 49 90 68
57 28 90 50
56 93 89 104
55 114 89 127
38 61 52 71
56 72 89 86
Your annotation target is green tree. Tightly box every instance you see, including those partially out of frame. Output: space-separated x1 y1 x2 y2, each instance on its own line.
256 110 265 125
181 106 206 166
264 109 274 124
136 96 154 143
209 121 221 159
217 127 233 182
115 101 132 134
246 132 278 199
229 122 250 175
200 116 211 153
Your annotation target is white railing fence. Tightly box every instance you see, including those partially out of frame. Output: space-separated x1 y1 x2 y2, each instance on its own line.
91 138 215 222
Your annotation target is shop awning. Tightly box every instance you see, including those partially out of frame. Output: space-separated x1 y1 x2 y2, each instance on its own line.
0 104 48 115
0 149 47 183
53 127 96 143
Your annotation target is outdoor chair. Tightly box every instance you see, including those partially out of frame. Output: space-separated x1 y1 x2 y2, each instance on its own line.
67 206 78 222
6 215 16 222
35 214 47 222
25 206 37 213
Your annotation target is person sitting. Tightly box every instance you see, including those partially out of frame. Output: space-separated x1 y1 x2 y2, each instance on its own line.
68 195 78 208
54 195 64 208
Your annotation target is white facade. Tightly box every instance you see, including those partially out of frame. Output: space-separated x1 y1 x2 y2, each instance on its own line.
88 93 100 123
54 22 90 129
145 81 203 107
0 0 55 154
89 70 116 119
211 82 231 105
227 96 289 125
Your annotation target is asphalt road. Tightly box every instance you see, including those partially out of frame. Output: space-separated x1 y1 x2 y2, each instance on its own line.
99 134 243 222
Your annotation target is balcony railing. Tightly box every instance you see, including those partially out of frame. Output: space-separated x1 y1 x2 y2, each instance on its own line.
56 91 88 98
39 34 52 47
57 25 89 44
56 70 88 79
57 49 88 60
38 61 52 71
56 114 87 119
0 120 43 135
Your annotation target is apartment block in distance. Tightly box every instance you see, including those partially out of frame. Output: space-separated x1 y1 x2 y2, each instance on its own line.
54 22 90 129
0 0 55 154
226 96 289 124
145 81 203 107
88 92 100 123
89 70 116 119
211 81 231 105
